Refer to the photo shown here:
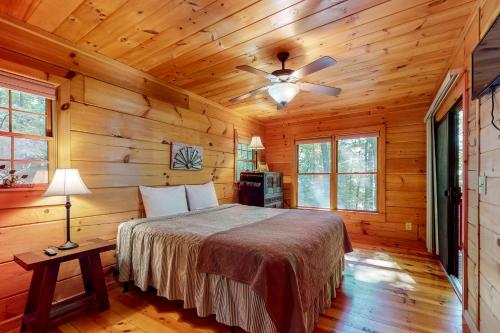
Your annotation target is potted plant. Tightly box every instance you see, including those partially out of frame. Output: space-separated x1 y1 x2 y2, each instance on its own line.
0 164 29 188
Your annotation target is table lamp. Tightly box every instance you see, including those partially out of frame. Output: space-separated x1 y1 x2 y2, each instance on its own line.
249 136 265 150
249 136 265 171
43 168 91 250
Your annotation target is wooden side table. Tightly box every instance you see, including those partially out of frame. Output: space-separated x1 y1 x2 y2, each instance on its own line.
14 239 116 333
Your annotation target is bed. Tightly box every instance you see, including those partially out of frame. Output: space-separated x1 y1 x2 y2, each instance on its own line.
117 203 352 333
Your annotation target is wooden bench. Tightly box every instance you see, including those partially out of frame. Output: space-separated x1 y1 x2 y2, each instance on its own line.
14 239 116 333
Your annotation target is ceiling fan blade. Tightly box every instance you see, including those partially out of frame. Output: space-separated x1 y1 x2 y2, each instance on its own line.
299 82 341 96
236 65 277 80
290 56 337 80
229 86 270 103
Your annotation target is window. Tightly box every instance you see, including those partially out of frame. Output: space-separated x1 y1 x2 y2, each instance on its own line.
336 136 377 211
297 140 331 208
296 132 381 212
236 142 256 181
0 87 51 187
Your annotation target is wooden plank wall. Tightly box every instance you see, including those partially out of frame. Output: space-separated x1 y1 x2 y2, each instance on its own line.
475 3 500 331
435 0 499 331
477 88 500 333
0 68 263 331
264 105 427 242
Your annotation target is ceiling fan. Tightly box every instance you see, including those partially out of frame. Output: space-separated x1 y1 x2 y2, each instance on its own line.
229 52 341 110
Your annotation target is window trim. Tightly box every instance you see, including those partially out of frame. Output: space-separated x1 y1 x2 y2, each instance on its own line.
296 139 332 209
293 125 386 214
334 134 379 213
0 86 54 190
234 130 257 182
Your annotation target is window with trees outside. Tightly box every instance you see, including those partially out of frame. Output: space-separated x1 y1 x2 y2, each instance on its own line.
336 136 377 211
297 134 379 211
0 86 51 188
297 139 331 208
236 142 256 181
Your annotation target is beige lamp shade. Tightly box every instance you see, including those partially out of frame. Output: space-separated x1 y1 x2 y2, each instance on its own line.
43 168 91 196
249 136 265 150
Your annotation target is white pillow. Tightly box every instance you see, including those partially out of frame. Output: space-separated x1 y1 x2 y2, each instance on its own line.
185 181 219 211
139 185 188 218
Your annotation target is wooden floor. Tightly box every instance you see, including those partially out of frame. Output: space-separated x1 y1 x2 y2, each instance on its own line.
34 236 468 333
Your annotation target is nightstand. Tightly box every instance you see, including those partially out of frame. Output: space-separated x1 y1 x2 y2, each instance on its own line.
14 238 116 333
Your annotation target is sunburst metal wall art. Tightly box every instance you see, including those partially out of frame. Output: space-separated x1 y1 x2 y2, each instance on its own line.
171 143 204 170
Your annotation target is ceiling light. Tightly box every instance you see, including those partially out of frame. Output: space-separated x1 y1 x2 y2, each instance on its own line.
267 82 300 108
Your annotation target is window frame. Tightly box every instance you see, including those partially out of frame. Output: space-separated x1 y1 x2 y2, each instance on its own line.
293 125 385 214
296 137 332 209
334 134 379 213
234 131 257 182
0 87 55 190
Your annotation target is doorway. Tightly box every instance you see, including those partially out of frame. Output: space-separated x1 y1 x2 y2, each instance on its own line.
435 102 464 295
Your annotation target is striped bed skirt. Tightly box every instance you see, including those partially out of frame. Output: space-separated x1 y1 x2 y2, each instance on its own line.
128 257 344 333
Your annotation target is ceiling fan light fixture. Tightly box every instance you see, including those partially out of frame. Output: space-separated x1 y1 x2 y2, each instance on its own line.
230 54 340 107
267 82 300 106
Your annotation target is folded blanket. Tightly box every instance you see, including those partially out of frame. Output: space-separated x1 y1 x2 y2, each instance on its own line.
196 209 352 333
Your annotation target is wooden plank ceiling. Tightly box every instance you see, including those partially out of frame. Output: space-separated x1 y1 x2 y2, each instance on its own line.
0 0 476 122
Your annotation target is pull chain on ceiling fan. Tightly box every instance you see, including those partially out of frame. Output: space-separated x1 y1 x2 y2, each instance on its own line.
229 52 341 110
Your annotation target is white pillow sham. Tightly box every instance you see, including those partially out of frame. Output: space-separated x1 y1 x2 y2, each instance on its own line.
139 185 188 218
185 181 219 211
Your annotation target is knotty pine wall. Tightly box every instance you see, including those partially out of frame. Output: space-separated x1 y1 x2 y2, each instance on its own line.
264 105 427 242
435 0 499 331
476 89 500 333
0 68 263 330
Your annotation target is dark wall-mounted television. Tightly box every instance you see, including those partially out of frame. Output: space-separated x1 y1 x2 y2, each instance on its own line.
472 14 500 100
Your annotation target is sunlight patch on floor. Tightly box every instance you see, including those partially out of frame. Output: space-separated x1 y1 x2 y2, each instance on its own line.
345 251 416 290
345 251 401 269
349 264 415 289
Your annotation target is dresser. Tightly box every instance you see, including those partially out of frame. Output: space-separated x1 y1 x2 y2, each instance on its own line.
239 172 284 208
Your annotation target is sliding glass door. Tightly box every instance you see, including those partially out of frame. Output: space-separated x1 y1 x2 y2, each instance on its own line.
435 103 464 292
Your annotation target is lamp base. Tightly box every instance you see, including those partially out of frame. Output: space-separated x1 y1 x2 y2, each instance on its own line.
58 240 79 250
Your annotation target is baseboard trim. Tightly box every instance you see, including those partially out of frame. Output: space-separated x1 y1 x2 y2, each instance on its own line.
0 315 22 333
464 309 479 333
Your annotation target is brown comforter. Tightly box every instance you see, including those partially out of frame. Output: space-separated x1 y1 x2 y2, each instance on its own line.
196 209 352 333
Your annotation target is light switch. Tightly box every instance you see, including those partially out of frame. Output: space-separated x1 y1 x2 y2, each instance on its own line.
478 176 486 194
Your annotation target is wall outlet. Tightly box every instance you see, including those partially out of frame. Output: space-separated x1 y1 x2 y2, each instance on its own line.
478 176 487 195
405 222 412 231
